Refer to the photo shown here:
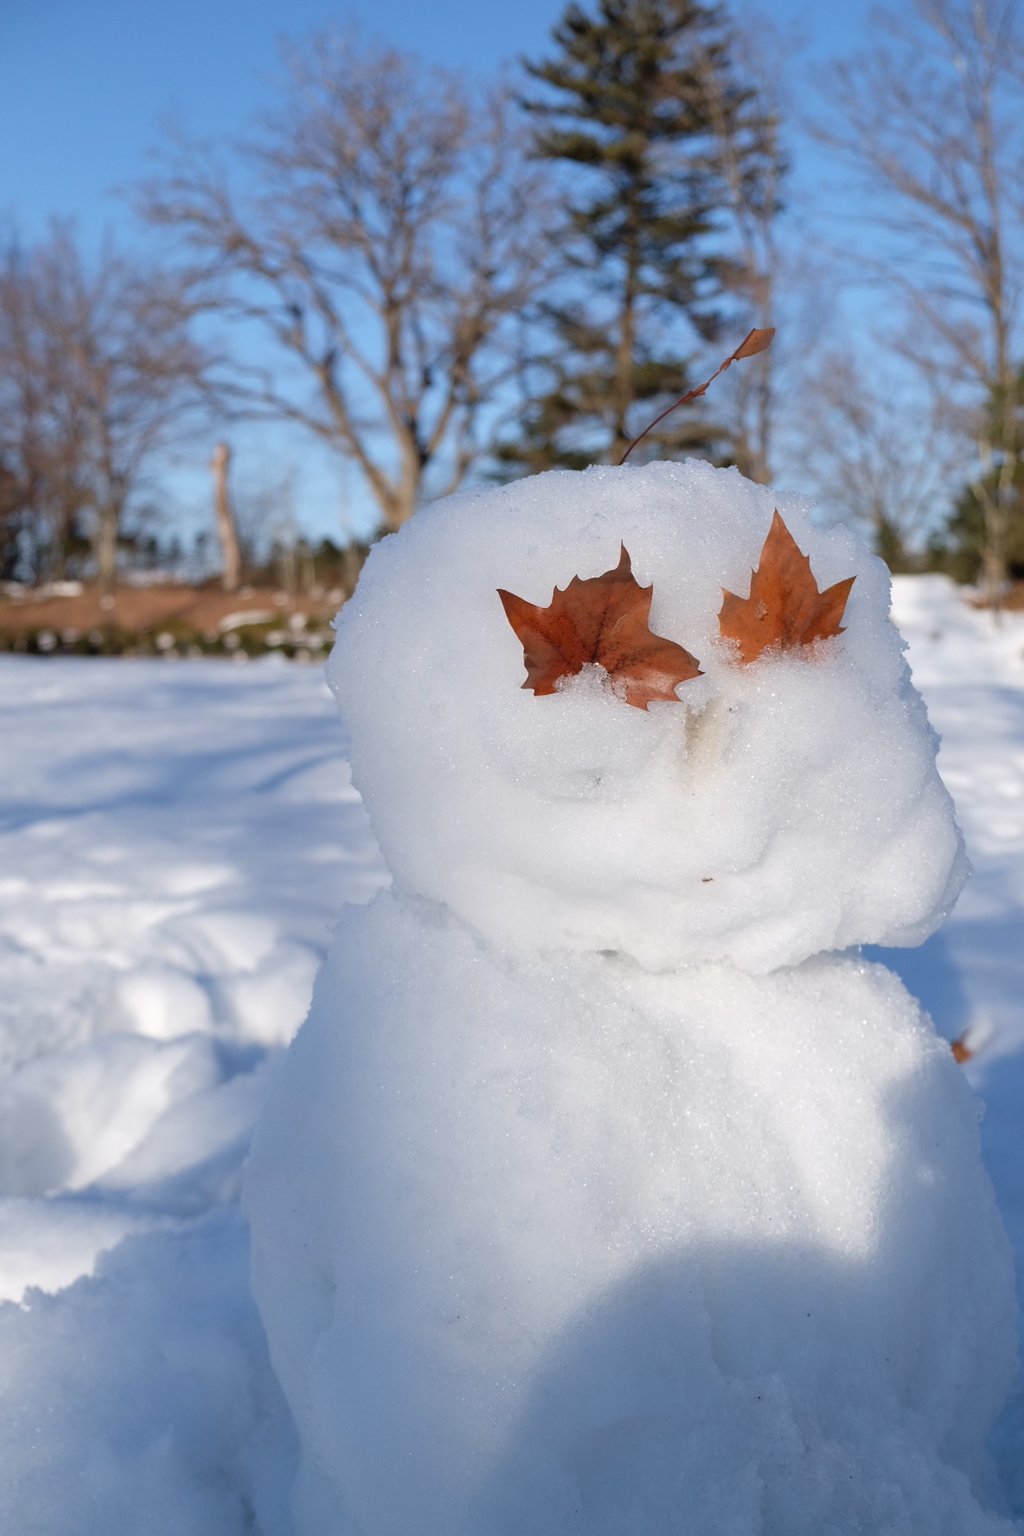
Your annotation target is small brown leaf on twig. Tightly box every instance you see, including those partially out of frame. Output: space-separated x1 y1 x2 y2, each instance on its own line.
951 1036 973 1064
733 327 775 360
498 545 702 710
619 327 776 465
718 510 855 664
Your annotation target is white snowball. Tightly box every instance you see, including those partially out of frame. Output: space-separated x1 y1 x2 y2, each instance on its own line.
246 892 1017 1536
327 461 966 973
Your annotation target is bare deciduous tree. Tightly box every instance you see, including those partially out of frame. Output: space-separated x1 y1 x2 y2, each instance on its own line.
817 0 1024 595
140 34 553 533
794 350 970 568
0 238 91 582
0 225 206 592
696 17 789 484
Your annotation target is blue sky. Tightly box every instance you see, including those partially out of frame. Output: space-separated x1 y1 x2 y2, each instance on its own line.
1 0 870 242
0 0 875 546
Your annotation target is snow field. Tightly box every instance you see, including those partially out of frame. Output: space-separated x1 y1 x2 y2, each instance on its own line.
0 492 1021 1531
870 578 1024 1507
0 658 385 1533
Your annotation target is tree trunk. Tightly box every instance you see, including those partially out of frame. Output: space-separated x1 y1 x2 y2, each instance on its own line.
382 458 419 531
95 503 119 602
211 442 242 592
612 206 640 463
979 484 1008 608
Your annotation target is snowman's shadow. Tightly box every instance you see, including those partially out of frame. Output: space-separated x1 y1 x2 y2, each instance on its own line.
468 1058 1012 1536
469 1233 1010 1536
468 1242 876 1536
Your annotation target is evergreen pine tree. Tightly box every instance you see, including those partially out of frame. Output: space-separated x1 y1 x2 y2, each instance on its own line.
499 0 779 471
930 368 1024 585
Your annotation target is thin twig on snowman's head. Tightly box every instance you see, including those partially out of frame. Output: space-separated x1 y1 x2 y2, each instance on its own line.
618 327 775 466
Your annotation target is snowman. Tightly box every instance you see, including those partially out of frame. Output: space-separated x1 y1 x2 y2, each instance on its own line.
245 459 1018 1535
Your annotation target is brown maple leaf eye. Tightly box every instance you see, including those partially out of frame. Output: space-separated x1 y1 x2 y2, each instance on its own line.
718 510 856 665
498 545 702 711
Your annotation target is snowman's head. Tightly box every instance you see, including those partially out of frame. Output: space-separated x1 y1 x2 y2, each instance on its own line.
328 461 965 974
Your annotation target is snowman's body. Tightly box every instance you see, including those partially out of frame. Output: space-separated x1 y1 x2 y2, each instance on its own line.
246 463 1018 1535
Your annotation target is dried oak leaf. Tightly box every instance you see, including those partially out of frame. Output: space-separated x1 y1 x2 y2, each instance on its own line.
498 545 701 710
719 510 856 664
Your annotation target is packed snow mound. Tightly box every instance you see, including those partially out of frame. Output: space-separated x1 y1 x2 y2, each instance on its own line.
0 1212 295 1536
246 891 1017 1536
329 461 966 973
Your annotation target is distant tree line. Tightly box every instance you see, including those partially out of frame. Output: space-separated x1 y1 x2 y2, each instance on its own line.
0 227 205 592
1 0 1022 594
812 0 1024 593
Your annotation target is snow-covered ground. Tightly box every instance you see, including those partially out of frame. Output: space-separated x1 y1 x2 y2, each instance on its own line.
0 657 386 1533
870 581 1024 1254
0 575 1022 1531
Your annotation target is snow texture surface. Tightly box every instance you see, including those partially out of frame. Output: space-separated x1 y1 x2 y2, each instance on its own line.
250 892 1016 1536
0 658 385 1534
0 504 1022 1531
329 462 967 972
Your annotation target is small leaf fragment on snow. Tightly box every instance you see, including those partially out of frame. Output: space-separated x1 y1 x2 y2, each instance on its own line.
718 510 856 664
498 545 702 710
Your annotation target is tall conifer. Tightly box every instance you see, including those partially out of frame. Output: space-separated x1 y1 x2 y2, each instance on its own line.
501 0 777 470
